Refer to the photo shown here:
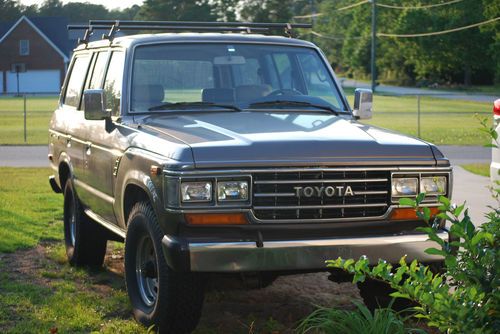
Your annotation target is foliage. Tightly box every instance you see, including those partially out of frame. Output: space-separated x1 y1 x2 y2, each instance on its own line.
136 0 216 22
297 301 426 334
304 0 500 85
327 192 500 334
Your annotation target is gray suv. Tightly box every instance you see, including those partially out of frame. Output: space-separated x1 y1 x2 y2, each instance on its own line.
48 20 452 333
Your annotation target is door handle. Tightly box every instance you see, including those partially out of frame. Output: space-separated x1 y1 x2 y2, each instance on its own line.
85 143 92 156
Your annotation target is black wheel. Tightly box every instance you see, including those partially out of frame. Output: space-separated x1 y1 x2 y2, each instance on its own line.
124 202 205 334
63 179 107 267
357 278 416 312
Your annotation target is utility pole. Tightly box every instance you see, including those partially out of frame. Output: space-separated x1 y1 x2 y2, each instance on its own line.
370 0 377 92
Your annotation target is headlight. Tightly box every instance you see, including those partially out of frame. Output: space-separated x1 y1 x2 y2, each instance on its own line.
181 181 212 202
392 177 418 197
217 181 248 201
421 176 446 195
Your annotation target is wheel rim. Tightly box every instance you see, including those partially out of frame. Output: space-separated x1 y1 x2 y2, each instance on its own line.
135 235 158 307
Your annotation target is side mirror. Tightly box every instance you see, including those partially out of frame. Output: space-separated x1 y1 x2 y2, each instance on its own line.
353 88 373 120
83 89 109 120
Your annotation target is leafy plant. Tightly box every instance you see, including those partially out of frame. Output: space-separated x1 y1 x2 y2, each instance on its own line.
327 193 499 334
296 301 426 334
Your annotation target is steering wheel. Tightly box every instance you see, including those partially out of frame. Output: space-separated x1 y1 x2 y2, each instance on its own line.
267 89 303 97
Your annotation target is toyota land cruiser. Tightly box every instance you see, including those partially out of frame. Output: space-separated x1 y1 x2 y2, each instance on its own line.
48 20 452 333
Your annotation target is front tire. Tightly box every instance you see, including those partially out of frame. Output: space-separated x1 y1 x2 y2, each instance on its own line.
63 179 107 267
124 202 205 334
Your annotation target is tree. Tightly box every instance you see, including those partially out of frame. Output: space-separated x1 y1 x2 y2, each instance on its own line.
0 0 21 22
135 0 216 21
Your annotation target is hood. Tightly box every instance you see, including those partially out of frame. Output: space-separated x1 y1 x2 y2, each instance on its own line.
139 111 437 168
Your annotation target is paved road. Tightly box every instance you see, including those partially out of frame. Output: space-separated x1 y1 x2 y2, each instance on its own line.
0 144 496 223
341 78 498 103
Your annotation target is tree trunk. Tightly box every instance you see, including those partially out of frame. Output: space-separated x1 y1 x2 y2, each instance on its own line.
464 64 471 87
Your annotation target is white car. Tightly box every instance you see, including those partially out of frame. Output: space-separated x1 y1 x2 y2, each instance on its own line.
491 99 500 183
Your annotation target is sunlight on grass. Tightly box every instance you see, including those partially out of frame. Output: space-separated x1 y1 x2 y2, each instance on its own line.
0 168 62 252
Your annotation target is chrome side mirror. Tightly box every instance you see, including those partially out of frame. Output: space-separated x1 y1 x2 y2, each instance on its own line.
83 89 109 120
353 88 373 120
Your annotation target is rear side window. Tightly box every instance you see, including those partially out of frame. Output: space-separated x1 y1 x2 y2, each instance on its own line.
89 51 109 89
64 56 90 108
103 51 125 116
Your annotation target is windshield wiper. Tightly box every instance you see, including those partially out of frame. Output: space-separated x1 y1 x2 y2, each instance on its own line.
148 101 241 112
248 100 350 115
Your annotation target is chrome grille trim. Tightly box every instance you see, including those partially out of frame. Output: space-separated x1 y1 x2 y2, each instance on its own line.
254 190 388 197
254 178 388 185
254 203 388 210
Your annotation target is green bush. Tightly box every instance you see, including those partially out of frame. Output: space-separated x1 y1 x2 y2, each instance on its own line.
296 301 425 334
327 193 499 334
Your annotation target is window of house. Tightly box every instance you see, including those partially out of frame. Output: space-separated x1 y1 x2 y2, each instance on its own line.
103 51 125 116
19 40 29 56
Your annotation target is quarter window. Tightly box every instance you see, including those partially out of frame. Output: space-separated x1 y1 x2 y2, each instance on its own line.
64 56 91 108
19 40 29 56
103 51 125 116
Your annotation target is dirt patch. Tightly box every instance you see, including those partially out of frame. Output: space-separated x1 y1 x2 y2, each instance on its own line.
0 242 361 333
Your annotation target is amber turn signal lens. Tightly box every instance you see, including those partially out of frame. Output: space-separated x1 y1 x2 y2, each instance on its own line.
185 213 248 225
390 207 439 220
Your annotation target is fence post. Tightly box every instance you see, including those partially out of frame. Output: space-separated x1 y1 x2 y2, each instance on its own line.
23 94 27 143
417 95 421 139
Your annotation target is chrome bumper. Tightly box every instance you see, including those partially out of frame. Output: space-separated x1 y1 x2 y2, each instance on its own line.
162 231 448 272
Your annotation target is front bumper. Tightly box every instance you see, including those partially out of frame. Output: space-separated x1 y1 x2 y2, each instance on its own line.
162 231 448 272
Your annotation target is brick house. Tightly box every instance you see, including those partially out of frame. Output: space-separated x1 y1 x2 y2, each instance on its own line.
0 16 75 94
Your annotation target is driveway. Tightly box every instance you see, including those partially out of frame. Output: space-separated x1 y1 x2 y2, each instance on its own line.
0 145 496 223
341 78 498 103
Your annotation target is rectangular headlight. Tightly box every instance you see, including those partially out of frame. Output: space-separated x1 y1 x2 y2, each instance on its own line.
392 177 418 197
421 176 446 195
217 181 248 201
181 181 212 202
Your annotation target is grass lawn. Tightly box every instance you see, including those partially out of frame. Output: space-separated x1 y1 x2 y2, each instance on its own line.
0 168 62 252
0 96 56 145
461 163 490 177
0 92 492 145
0 168 146 333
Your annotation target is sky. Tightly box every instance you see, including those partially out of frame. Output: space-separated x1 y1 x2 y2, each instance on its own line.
19 0 145 10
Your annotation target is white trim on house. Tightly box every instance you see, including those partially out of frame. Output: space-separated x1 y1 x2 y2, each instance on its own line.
0 16 68 62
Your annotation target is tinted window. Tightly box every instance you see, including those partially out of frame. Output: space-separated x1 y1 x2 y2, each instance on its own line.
103 51 125 116
64 56 90 108
89 51 108 89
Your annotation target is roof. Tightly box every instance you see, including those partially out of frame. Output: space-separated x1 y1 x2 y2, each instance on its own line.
0 16 75 60
79 32 316 51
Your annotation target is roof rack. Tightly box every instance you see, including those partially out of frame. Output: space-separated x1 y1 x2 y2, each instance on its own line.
69 20 312 44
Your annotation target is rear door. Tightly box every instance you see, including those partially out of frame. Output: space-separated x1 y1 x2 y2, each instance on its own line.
51 53 91 195
82 50 126 223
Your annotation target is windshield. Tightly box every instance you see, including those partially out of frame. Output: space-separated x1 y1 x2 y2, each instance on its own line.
130 43 346 113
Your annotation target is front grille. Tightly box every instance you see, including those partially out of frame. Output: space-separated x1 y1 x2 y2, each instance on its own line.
252 170 391 221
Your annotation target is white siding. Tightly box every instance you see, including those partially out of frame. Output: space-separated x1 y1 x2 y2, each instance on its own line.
6 70 60 93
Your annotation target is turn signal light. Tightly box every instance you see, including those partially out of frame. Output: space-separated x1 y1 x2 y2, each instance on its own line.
494 99 500 116
390 207 439 220
185 213 248 225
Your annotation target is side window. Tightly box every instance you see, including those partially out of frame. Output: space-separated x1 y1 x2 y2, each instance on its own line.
64 56 91 108
103 51 125 116
89 51 109 89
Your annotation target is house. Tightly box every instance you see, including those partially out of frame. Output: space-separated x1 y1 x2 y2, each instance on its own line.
0 16 76 94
